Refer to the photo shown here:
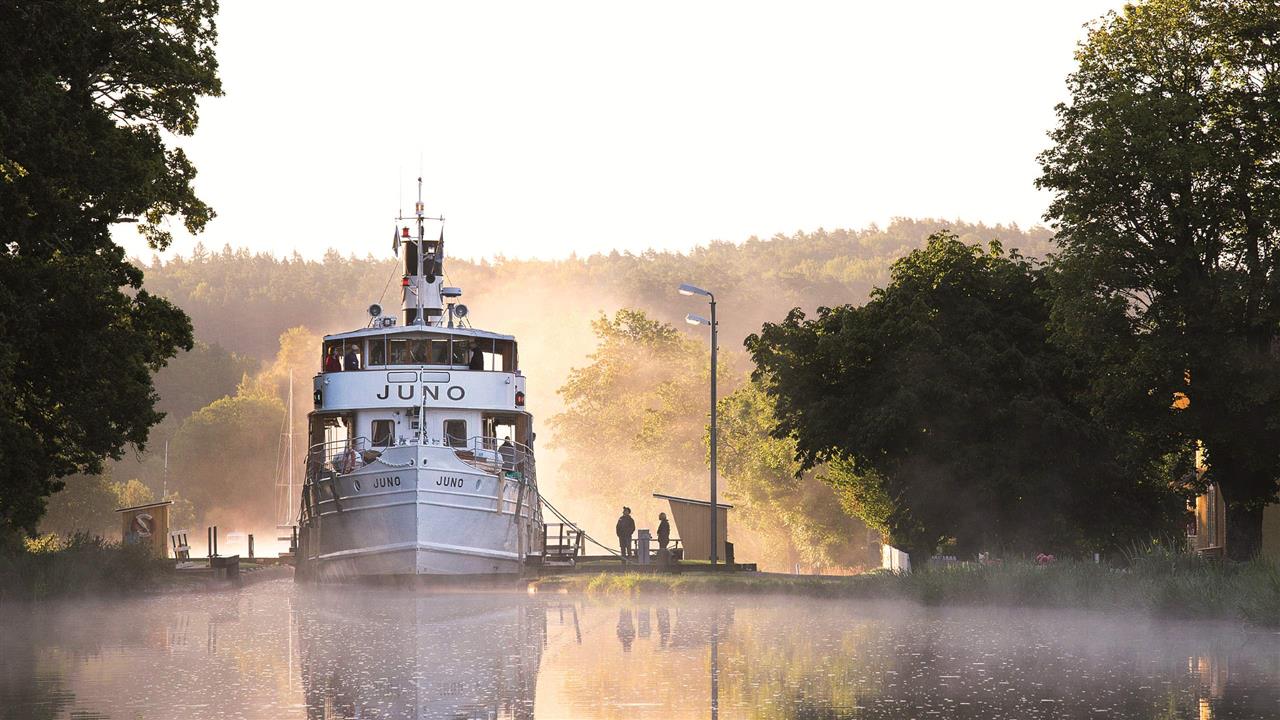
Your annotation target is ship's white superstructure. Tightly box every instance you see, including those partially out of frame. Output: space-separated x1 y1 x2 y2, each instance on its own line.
295 181 543 579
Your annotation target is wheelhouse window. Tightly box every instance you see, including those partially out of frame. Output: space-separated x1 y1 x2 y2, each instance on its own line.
465 338 518 372
371 419 395 448
321 341 343 372
443 419 467 448
382 333 473 367
451 338 471 366
367 338 387 367
389 338 412 364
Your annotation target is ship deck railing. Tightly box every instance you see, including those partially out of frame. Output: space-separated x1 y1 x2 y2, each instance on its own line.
452 435 536 484
305 435 371 481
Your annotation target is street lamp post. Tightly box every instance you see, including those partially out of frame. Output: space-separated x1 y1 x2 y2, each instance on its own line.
679 283 718 567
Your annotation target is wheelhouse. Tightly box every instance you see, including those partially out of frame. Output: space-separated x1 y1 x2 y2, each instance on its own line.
320 330 517 372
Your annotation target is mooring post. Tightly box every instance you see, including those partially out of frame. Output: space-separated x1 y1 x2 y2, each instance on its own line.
248 534 254 559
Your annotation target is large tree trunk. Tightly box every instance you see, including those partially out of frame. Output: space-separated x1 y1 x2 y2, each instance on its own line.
1225 502 1264 561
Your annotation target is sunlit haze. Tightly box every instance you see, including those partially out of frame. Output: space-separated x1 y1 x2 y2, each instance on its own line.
117 0 1124 262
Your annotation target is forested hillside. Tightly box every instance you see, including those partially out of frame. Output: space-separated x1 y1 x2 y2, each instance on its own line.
140 219 1053 361
48 219 1055 567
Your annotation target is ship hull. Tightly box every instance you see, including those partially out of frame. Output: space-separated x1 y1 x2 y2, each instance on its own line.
298 445 541 580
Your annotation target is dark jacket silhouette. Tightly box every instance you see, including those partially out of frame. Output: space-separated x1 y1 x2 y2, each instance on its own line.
657 518 671 549
616 512 636 557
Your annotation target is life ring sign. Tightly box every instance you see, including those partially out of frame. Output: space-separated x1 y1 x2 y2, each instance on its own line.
131 512 155 539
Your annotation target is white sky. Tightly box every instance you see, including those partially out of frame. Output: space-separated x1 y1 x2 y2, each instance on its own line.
120 0 1124 263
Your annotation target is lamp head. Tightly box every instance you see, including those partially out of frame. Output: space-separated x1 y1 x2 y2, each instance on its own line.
686 313 710 326
678 283 711 297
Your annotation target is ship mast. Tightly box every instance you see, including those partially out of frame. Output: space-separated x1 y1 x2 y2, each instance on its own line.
415 179 425 325
397 177 445 327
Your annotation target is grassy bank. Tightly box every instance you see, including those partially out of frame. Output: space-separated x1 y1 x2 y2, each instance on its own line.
531 552 1280 627
0 532 174 602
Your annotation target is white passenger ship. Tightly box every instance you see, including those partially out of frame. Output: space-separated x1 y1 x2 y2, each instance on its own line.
296 185 543 579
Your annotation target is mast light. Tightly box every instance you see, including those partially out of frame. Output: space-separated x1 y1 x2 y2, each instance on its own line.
402 226 410 238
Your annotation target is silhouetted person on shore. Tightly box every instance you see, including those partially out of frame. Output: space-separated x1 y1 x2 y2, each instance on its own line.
657 512 670 549
616 507 635 560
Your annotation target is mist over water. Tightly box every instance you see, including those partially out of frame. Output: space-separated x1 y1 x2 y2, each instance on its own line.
3 579 1277 719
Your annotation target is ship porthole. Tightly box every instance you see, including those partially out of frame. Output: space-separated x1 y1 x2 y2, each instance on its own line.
475 478 482 490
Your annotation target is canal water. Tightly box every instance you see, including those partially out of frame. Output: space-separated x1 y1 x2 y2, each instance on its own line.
2 578 1277 719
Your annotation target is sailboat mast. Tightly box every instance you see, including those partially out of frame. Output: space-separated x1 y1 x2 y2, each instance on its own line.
287 370 294 520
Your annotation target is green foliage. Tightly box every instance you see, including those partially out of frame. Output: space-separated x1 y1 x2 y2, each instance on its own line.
106 220 1054 556
718 381 876 570
748 233 1183 562
38 473 119 537
169 392 285 530
552 310 710 515
0 0 222 534
0 532 171 602
111 478 156 510
135 220 1056 361
1037 0 1280 558
153 341 257 421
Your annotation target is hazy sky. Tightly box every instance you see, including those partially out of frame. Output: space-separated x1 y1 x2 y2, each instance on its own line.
120 1 1125 263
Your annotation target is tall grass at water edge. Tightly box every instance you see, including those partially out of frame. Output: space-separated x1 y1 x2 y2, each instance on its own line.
548 550 1280 627
0 531 172 603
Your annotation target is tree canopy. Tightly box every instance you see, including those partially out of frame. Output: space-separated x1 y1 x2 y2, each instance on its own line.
1037 0 1280 559
748 233 1182 563
551 310 712 520
0 1 221 535
717 381 876 571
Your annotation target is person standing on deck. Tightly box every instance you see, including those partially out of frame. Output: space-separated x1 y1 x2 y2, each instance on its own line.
616 507 635 560
323 347 341 372
343 345 360 371
657 512 670 550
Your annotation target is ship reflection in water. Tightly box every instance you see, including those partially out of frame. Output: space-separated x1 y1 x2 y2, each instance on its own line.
296 586 546 719
2 579 1279 719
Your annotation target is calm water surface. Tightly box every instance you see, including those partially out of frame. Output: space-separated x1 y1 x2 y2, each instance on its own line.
1 578 1278 719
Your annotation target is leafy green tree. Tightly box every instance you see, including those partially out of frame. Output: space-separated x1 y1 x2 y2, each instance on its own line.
747 233 1182 566
717 381 877 571
153 341 257 422
111 479 155 510
1037 0 1280 559
551 310 711 521
0 1 221 536
38 473 119 538
169 392 284 531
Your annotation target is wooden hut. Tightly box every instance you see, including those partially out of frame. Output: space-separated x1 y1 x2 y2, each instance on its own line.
653 493 731 563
